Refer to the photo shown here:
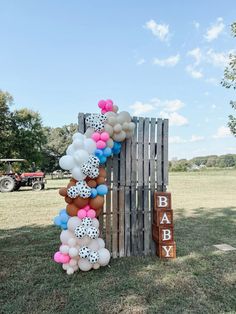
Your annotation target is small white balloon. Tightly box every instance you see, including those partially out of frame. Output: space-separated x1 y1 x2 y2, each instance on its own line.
73 139 84 149
78 236 91 246
93 263 100 270
60 230 74 244
67 267 74 275
73 150 90 166
84 138 97 154
84 127 94 138
59 155 75 170
78 259 92 272
66 144 75 156
67 217 82 232
69 258 78 267
88 239 100 251
98 248 111 266
68 238 77 247
97 238 105 249
72 132 85 141
71 167 86 181
62 263 69 270
92 218 99 229
73 265 79 271
69 247 79 258
60 244 70 254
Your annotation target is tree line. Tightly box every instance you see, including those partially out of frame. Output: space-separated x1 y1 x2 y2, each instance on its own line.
0 90 77 173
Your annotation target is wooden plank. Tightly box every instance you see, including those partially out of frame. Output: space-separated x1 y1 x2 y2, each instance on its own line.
131 117 138 255
105 159 112 252
125 137 131 256
163 119 169 188
78 113 85 132
112 156 119 258
119 142 126 257
143 118 150 255
156 119 163 191
137 117 144 255
150 118 156 254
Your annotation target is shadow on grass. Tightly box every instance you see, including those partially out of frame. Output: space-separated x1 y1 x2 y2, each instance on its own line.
1 207 235 314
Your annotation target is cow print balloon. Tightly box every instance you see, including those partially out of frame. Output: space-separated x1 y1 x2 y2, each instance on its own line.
74 225 87 238
82 217 92 228
67 186 79 198
88 250 99 264
79 246 91 259
87 226 99 239
85 114 107 132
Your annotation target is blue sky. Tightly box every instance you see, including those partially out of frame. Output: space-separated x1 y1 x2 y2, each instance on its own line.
1 0 235 159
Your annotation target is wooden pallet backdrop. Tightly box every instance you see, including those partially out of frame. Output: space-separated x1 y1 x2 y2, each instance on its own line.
78 113 169 257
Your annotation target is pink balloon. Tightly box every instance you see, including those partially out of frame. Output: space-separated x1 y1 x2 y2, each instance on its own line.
100 132 110 142
78 209 87 219
106 99 113 106
96 140 106 149
82 205 90 211
98 100 106 109
92 132 101 142
101 109 107 114
87 209 96 218
54 251 61 263
105 103 113 111
60 254 71 264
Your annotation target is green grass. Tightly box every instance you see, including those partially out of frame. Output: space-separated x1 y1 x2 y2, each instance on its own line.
1 170 236 313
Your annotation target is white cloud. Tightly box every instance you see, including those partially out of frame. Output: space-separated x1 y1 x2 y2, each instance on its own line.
204 17 225 42
193 21 200 29
211 104 217 109
169 136 186 144
136 58 146 66
206 49 229 68
130 101 155 116
213 126 231 138
153 54 180 67
159 111 188 126
205 77 219 85
187 47 202 65
186 65 203 79
144 19 169 41
190 135 205 142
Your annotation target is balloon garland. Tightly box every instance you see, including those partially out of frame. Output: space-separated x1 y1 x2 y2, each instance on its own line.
53 99 135 274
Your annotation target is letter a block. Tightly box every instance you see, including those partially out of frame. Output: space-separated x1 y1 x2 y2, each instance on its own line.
157 242 176 259
153 209 173 226
154 192 171 210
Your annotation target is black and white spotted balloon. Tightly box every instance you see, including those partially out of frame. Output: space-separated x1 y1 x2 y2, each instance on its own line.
67 186 79 198
88 251 99 264
87 227 99 239
74 225 87 238
79 246 91 259
82 217 92 228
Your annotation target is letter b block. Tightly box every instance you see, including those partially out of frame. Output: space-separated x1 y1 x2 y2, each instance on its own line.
154 192 171 210
152 225 174 243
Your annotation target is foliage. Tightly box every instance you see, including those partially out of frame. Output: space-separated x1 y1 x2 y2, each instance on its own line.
221 22 236 136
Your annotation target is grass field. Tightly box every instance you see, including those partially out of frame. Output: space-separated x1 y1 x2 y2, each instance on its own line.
1 170 236 313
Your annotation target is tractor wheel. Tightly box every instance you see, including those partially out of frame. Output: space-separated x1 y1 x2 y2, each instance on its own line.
14 182 21 191
32 181 43 191
0 176 16 192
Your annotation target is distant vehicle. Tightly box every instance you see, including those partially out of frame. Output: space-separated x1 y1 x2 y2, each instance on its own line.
0 159 46 192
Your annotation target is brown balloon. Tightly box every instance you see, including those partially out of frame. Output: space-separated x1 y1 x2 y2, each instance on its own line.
59 187 67 197
87 179 97 188
89 195 104 210
99 167 106 178
96 177 106 185
65 196 73 204
67 181 75 188
73 196 89 209
96 208 103 217
66 203 79 216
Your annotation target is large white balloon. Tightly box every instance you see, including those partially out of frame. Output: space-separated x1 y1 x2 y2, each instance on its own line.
88 239 100 251
98 248 111 266
84 138 96 154
73 150 89 165
60 230 75 244
73 139 84 150
59 155 75 170
92 218 99 229
71 167 86 181
72 132 85 141
69 259 77 267
66 144 75 156
60 244 70 254
97 238 105 249
67 217 82 232
69 247 79 258
78 259 92 271
78 236 91 246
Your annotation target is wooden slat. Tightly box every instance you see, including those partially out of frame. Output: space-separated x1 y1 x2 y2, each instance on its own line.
112 156 119 258
137 117 144 254
105 159 112 252
143 118 150 255
163 119 169 188
125 137 132 256
131 117 138 255
150 118 157 255
156 119 163 191
119 143 126 257
78 113 85 132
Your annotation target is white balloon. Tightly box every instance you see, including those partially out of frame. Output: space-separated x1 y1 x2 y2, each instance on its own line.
59 155 75 170
84 138 96 154
84 127 94 138
93 263 100 270
73 139 84 149
73 150 89 165
60 244 70 254
97 238 105 249
92 218 99 229
67 217 82 232
72 132 85 141
60 230 75 244
68 238 77 247
88 239 100 251
98 248 111 266
78 236 91 246
71 167 86 181
78 259 92 271
62 263 69 270
67 267 74 275
66 144 75 156
69 247 79 258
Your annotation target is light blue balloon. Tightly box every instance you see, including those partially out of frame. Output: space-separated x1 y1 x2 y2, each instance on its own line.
103 147 112 157
60 213 69 223
54 216 61 226
90 188 97 198
97 184 108 195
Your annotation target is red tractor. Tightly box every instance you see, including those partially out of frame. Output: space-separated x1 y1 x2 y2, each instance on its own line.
0 159 46 192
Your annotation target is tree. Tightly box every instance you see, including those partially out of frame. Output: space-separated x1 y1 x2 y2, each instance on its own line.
221 22 236 136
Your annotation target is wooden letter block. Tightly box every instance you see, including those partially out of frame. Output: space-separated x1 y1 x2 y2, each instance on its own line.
152 225 174 243
157 242 176 259
153 209 173 226
154 192 171 210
